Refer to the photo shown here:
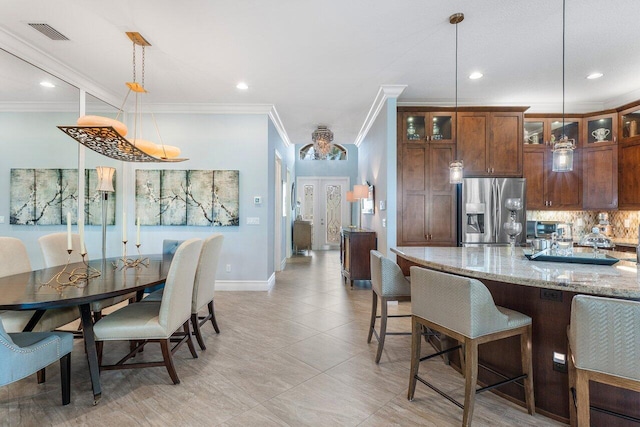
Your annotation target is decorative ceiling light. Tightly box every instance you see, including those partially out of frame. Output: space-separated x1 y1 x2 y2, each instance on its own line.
311 125 334 160
449 13 464 184
552 0 575 172
58 32 186 162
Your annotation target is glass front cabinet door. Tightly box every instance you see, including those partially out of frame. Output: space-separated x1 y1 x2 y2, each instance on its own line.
619 104 640 144
402 112 454 143
585 112 617 145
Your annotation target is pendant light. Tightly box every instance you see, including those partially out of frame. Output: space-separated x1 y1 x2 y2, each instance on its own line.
449 13 464 184
552 0 575 172
58 32 186 163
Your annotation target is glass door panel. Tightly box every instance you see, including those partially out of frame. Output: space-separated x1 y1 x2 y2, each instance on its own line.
431 115 452 141
524 121 544 145
324 184 342 245
621 109 640 140
587 117 613 144
550 120 579 145
405 115 425 141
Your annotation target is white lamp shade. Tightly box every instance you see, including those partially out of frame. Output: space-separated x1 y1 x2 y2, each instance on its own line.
96 166 115 192
353 184 369 199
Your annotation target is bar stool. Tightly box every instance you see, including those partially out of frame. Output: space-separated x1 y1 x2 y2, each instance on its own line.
567 295 640 427
408 266 535 427
368 250 411 364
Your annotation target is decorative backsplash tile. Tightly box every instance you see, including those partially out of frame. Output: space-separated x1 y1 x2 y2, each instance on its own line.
526 210 640 242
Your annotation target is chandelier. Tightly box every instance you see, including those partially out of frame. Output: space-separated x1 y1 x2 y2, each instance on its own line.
312 126 334 159
58 32 186 163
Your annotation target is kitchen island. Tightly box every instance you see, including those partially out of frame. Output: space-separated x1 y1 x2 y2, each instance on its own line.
392 246 639 425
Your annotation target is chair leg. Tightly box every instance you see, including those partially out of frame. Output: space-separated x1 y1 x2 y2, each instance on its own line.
93 311 102 323
520 325 536 415
462 339 478 427
367 291 378 343
60 353 71 405
375 297 388 364
575 369 590 427
568 344 578 427
184 321 198 359
37 368 45 384
208 300 220 333
96 341 104 366
408 316 422 401
159 339 180 384
191 312 207 351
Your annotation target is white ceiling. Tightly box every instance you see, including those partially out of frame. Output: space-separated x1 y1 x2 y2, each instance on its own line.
0 0 639 146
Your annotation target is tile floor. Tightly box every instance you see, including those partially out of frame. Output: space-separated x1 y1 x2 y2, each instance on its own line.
0 251 566 426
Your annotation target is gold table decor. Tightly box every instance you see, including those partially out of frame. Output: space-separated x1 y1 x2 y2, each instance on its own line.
40 251 101 294
112 241 150 270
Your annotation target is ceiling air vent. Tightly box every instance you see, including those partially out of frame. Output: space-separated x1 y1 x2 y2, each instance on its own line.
28 23 69 40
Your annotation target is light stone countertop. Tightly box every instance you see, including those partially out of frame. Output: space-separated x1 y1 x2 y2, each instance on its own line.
392 246 640 299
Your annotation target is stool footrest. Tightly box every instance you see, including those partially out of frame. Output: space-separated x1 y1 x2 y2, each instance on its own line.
476 374 527 394
419 345 461 362
415 374 464 409
591 405 640 424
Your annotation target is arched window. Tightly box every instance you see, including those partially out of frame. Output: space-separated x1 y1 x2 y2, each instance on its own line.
299 143 347 160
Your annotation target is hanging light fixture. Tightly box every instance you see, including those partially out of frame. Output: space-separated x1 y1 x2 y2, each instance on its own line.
552 0 576 172
449 13 464 184
58 32 186 162
311 125 334 160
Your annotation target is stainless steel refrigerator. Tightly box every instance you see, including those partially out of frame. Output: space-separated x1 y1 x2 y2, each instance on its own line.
459 177 526 246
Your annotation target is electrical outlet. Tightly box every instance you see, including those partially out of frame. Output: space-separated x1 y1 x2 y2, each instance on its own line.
624 219 631 228
247 217 260 225
553 352 567 373
540 288 563 302
225 264 231 273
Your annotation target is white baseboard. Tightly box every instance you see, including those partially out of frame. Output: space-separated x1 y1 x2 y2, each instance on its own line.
216 273 275 291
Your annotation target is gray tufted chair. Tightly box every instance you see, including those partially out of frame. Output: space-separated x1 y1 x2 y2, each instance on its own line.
367 250 411 363
408 266 535 427
0 318 73 405
568 295 640 427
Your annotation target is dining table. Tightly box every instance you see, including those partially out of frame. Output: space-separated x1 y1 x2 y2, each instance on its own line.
0 254 172 404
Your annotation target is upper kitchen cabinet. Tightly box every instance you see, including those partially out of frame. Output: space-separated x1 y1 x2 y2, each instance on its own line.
524 116 581 147
584 111 617 146
457 108 526 177
617 102 640 209
401 111 455 144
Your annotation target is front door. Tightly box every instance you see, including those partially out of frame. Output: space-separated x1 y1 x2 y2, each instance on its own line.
296 177 349 250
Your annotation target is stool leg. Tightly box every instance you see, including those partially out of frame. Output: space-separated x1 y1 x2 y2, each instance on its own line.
375 297 388 364
367 291 378 344
575 370 590 427
462 339 478 427
408 316 422 400
520 325 536 415
568 344 577 427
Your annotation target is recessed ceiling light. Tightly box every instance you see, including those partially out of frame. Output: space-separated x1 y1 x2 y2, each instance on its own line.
40 81 55 88
468 72 483 80
236 82 249 90
586 72 603 80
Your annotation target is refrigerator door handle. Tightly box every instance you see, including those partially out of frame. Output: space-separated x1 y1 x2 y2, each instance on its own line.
495 181 502 241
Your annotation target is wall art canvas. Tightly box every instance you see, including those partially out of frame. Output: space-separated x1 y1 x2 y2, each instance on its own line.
135 169 239 226
10 168 116 225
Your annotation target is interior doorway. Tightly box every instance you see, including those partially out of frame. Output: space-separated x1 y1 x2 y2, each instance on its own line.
296 176 349 250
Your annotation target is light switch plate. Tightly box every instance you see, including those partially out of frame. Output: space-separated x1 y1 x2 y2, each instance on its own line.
254 196 262 205
379 200 386 211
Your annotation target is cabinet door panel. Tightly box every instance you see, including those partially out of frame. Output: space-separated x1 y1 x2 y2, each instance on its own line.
402 146 427 191
490 113 522 176
457 113 488 176
583 146 618 209
430 144 454 192
402 194 428 244
619 143 640 208
548 150 582 209
429 194 456 245
523 149 545 209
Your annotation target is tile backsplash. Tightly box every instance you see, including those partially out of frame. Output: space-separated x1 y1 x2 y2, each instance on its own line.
526 210 640 241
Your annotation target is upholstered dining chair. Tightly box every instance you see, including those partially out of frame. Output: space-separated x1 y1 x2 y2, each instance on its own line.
93 238 203 384
408 267 535 427
0 318 73 405
368 250 411 364
38 232 134 322
0 237 79 333
568 295 640 427
144 235 224 350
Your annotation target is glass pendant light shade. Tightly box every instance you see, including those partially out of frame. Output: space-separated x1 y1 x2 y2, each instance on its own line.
449 160 464 184
552 138 575 172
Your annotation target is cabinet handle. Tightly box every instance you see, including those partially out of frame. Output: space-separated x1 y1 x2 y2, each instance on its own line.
487 168 490 173
491 168 495 174
549 201 553 206
545 201 548 207
425 135 430 141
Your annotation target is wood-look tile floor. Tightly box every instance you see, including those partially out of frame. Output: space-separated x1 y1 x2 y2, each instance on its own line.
0 251 567 426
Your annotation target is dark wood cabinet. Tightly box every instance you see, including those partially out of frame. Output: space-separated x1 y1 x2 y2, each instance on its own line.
457 109 525 177
618 140 640 209
398 142 456 246
584 111 617 146
583 144 618 209
400 111 455 144
340 229 376 287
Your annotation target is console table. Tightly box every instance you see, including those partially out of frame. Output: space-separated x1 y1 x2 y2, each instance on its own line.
340 228 376 287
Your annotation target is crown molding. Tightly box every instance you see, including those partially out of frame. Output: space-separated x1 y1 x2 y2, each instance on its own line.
354 85 407 147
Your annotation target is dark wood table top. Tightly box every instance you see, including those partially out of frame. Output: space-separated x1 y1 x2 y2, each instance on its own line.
0 254 171 310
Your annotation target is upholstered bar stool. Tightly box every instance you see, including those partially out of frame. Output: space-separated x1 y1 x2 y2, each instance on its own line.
408 267 535 427
368 250 411 364
568 295 640 427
